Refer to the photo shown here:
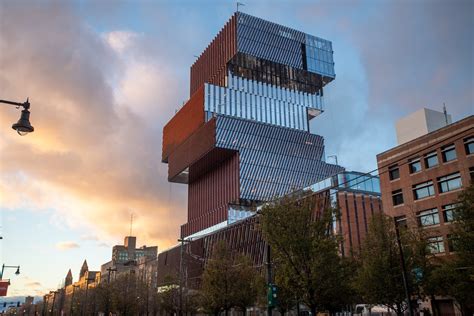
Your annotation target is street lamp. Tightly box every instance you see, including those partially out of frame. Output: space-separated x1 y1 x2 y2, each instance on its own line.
0 98 34 135
0 264 20 279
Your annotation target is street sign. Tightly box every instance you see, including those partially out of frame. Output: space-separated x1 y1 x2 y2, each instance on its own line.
0 281 9 296
267 283 278 307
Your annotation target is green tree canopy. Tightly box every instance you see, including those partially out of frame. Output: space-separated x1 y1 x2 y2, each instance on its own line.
260 194 354 315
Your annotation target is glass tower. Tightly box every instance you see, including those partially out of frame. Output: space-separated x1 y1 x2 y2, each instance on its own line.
162 12 343 238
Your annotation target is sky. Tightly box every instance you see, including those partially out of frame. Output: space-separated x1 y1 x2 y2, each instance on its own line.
0 0 472 297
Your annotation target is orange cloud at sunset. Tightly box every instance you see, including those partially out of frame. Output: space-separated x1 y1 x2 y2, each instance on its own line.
0 2 187 250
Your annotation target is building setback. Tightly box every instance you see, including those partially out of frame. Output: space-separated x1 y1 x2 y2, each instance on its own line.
377 115 473 256
158 12 385 288
162 11 342 241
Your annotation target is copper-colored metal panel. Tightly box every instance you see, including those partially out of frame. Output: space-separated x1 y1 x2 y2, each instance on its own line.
181 153 240 237
190 14 237 96
167 118 217 182
162 86 205 163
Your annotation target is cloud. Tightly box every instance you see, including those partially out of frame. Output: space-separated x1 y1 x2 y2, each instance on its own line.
80 234 99 241
56 241 80 250
0 1 187 251
25 282 42 288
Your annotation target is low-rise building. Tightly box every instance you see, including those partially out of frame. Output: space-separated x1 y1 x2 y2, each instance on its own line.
100 236 158 283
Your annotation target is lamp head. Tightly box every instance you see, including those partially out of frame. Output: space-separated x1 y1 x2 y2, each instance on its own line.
15 267 20 275
12 109 34 135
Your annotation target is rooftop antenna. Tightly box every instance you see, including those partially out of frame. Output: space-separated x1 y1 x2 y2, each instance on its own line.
129 213 134 236
237 2 245 12
443 103 449 126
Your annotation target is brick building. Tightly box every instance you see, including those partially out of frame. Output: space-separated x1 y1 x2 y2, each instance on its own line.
377 115 473 256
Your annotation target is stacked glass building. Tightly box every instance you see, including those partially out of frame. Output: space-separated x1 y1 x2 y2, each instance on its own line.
162 12 343 238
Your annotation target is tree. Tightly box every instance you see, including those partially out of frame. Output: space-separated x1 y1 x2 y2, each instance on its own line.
200 240 262 315
354 212 434 315
451 183 474 266
425 184 474 315
260 194 354 315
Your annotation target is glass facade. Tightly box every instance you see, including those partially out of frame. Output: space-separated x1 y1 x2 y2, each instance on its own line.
304 34 335 77
215 115 343 201
336 172 380 193
236 13 335 79
205 73 324 132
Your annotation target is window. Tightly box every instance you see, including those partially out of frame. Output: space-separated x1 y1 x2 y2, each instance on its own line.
447 234 459 252
389 165 400 180
395 215 407 228
438 172 462 193
443 204 457 222
427 236 445 254
424 151 438 169
413 181 435 200
465 137 474 155
392 189 404 206
441 144 457 162
418 208 440 227
470 167 474 182
409 158 422 173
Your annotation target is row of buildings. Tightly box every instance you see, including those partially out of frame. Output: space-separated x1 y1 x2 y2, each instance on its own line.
156 10 473 315
40 236 158 314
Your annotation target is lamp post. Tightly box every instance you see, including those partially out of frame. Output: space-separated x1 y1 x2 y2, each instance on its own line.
0 98 34 135
394 218 414 316
0 264 20 279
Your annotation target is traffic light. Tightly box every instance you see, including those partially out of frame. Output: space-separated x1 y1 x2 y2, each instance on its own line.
267 283 278 307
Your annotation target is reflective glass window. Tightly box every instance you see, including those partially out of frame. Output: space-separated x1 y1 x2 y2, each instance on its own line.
441 144 457 162
424 151 438 169
427 236 445 254
413 181 435 200
392 189 404 206
443 204 457 223
465 137 474 155
438 172 462 193
409 158 422 173
417 208 440 227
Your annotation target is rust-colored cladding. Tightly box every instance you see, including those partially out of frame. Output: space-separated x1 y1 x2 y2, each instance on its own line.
167 118 217 181
336 192 382 257
162 86 205 162
190 14 237 96
181 153 240 238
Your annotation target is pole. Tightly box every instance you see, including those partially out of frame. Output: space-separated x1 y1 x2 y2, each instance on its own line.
266 243 272 316
394 218 413 316
179 238 184 316
0 264 4 279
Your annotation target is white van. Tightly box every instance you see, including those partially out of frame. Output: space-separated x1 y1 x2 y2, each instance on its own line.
354 304 392 316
